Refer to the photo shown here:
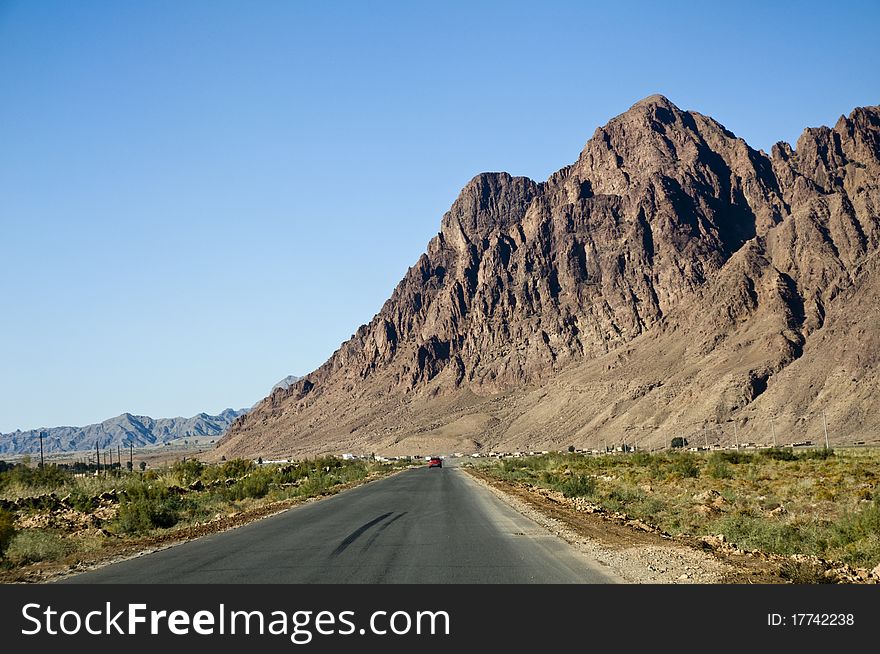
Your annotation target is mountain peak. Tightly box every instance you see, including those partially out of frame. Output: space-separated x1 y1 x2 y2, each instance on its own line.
218 98 880 460
628 93 679 111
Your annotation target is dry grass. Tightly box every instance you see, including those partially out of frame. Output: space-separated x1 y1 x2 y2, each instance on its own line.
0 456 409 571
478 447 880 569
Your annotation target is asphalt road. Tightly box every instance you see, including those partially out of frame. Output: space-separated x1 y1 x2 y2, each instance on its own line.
60 465 620 583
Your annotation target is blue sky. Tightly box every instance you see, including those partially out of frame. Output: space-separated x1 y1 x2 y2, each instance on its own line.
1 0 878 432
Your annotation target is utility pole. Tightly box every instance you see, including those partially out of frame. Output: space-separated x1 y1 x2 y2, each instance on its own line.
703 424 708 449
118 445 121 470
130 444 133 470
734 422 739 449
39 431 45 468
95 441 100 473
771 417 777 447
822 410 830 449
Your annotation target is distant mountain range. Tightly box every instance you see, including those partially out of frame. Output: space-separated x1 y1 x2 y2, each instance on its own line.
0 409 249 456
1 375 302 456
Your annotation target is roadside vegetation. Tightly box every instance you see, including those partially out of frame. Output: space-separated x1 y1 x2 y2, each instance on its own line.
476 447 880 570
0 456 408 573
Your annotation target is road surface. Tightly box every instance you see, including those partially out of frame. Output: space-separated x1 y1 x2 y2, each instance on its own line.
60 465 620 583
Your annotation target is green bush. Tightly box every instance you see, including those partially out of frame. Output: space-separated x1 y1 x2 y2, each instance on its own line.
5 529 72 565
297 473 332 497
172 459 205 484
760 448 797 461
275 462 312 484
709 513 819 557
779 559 835 584
798 448 835 461
0 508 15 558
2 463 72 490
559 474 597 498
203 458 254 483
710 451 754 465
828 499 880 566
669 454 700 478
606 485 646 506
707 459 732 479
223 470 272 501
115 484 188 534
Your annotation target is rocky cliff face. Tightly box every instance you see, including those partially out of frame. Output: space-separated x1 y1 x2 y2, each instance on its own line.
218 96 880 458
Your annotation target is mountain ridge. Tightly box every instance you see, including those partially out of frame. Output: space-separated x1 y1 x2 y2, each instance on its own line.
217 95 880 458
0 408 248 456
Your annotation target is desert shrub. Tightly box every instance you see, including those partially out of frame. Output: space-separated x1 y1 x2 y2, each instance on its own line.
115 484 188 534
171 459 205 484
5 529 72 565
223 469 273 501
707 459 732 479
66 489 99 512
0 508 15 558
501 458 529 474
760 448 797 461
559 474 597 498
630 452 653 467
827 499 880 566
203 458 254 483
297 472 333 497
669 453 700 478
710 451 754 465
779 559 834 584
606 485 645 506
276 462 311 484
798 448 835 461
3 463 71 490
337 461 368 483
709 513 819 557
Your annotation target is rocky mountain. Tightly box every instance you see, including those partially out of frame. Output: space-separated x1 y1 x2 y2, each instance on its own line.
217 95 880 459
0 408 248 456
270 375 302 394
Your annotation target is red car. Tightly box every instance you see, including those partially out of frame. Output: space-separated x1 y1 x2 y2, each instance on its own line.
428 457 442 468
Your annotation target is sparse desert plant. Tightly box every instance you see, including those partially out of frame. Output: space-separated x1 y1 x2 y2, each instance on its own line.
115 483 189 534
669 453 700 478
707 459 732 479
798 448 835 461
5 529 72 565
171 459 205 484
223 469 273 501
476 447 880 572
202 458 253 483
778 559 834 584
0 508 15 559
559 474 597 498
710 450 754 465
760 447 797 462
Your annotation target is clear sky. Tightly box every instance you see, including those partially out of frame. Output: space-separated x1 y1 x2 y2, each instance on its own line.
1 1 878 432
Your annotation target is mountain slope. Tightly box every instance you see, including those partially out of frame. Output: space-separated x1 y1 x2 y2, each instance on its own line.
0 409 248 456
218 96 880 458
